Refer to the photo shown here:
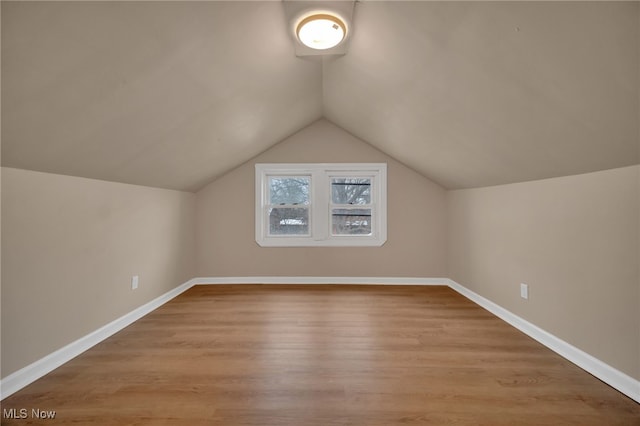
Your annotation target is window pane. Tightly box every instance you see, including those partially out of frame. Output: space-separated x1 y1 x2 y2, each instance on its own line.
332 208 372 235
269 207 309 235
331 178 371 205
269 177 310 205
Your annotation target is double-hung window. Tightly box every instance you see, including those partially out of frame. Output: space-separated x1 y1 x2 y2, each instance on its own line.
266 175 311 236
256 163 387 247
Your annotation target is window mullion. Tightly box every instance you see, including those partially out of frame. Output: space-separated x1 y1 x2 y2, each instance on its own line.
312 170 327 240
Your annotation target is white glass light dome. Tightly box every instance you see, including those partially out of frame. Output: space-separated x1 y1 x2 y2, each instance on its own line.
296 13 346 50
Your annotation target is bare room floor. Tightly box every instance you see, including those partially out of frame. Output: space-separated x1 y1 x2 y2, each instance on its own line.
2 285 639 425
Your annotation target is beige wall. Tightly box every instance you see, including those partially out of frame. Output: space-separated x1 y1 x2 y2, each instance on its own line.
1 168 196 377
196 119 447 277
447 165 640 380
3 119 636 386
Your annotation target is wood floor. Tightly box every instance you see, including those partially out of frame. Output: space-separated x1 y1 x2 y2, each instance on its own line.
2 285 639 425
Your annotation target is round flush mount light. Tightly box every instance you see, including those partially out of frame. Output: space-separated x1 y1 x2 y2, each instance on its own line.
296 13 347 50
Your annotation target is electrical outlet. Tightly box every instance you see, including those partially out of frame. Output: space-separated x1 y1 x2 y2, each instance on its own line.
520 283 528 300
131 275 139 290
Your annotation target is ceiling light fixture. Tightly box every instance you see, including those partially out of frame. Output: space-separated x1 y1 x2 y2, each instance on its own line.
296 13 347 50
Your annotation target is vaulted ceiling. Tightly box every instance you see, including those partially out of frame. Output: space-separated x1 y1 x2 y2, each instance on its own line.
2 1 638 192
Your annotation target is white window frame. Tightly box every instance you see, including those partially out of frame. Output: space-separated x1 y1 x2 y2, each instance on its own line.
255 163 387 247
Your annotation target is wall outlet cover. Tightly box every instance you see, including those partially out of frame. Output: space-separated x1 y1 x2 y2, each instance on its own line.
520 283 529 299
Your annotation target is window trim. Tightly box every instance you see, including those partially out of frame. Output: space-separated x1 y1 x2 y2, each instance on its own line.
255 163 387 247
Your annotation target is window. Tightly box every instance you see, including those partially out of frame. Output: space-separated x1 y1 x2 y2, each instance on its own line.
267 176 310 236
256 163 387 247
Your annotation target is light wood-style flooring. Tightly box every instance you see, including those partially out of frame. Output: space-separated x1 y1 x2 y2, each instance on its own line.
2 285 639 425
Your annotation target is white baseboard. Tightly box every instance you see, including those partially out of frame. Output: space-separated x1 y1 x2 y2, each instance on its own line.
447 279 640 404
192 276 448 285
0 278 198 400
3 276 638 404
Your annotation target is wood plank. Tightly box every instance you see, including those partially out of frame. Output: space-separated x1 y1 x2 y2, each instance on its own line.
2 285 638 425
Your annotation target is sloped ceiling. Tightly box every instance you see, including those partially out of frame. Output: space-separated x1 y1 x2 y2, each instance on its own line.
2 1 323 191
324 1 639 188
2 1 638 192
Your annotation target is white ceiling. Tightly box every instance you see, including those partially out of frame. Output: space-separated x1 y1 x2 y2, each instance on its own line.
2 1 638 191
